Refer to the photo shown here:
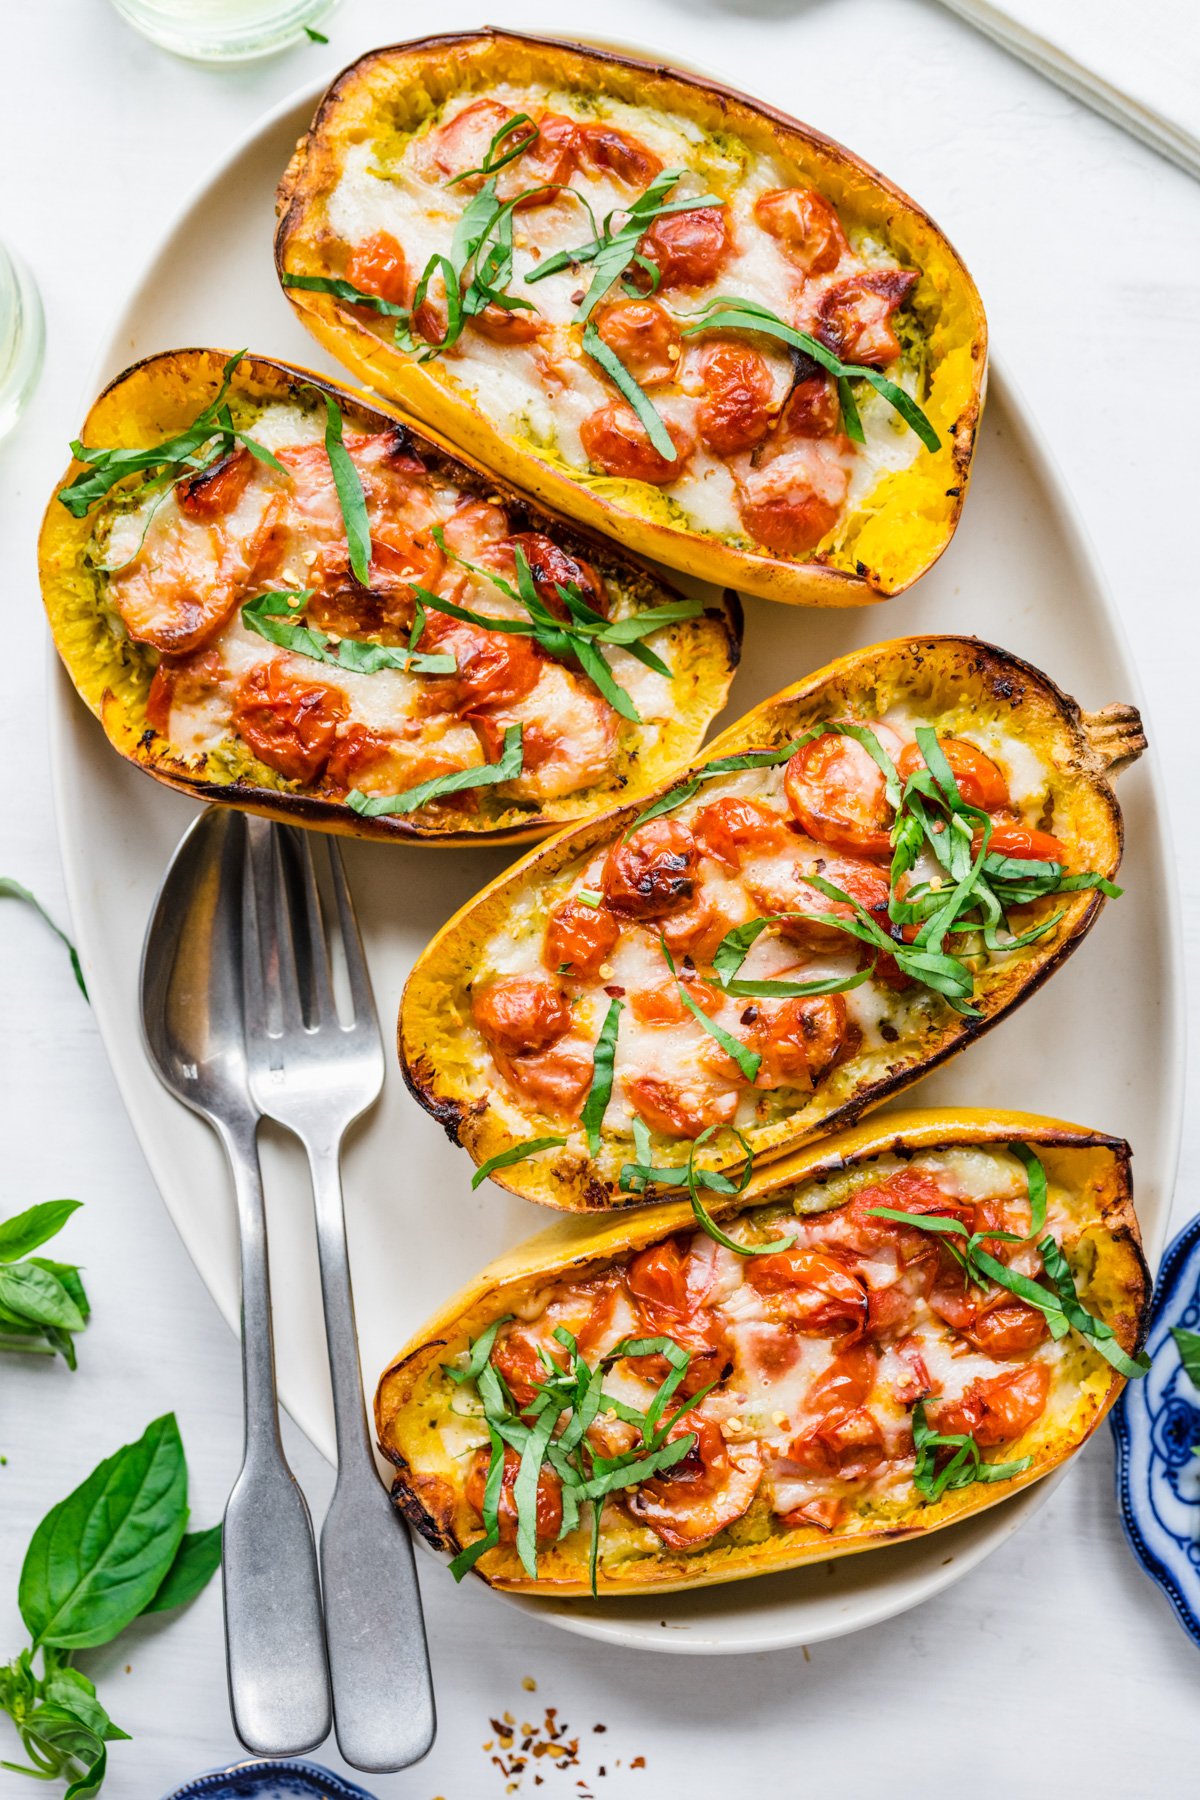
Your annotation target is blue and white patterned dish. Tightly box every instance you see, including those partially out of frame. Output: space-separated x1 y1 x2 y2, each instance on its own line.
1112 1209 1200 1648
163 1760 377 1800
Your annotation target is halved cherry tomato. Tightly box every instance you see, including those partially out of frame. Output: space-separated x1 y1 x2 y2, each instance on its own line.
543 896 620 980
465 1444 563 1544
933 1362 1051 1448
836 1169 970 1264
624 1074 738 1140
736 449 847 555
232 661 347 784
928 1278 1048 1358
491 532 609 619
659 892 733 963
787 1406 886 1481
753 187 848 275
594 299 681 388
579 402 694 485
177 447 254 521
625 1415 761 1547
145 646 226 737
345 230 411 308
746 1244 868 1337
470 301 545 344
420 98 515 182
889 1333 933 1402
602 819 698 919
696 343 775 456
770 372 841 445
816 270 918 367
627 975 721 1026
576 122 662 186
472 976 572 1057
753 996 856 1091
494 1046 593 1119
898 737 1010 812
512 113 580 202
784 725 903 859
780 1495 843 1532
975 821 1067 864
440 498 510 560
747 850 890 952
807 1341 877 1413
491 1327 554 1411
640 206 731 289
692 796 791 867
421 616 543 712
624 1237 727 1392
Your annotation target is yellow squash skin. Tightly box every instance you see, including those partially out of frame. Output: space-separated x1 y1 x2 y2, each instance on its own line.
375 1109 1147 1597
400 636 1145 1208
274 28 987 607
38 348 741 847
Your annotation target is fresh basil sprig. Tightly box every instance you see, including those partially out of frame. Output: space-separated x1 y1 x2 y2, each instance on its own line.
240 590 455 676
911 1398 1032 1503
0 1202 88 1369
1 881 88 1001
346 723 523 818
447 1320 711 1594
866 1144 1149 1379
56 352 282 519
680 294 940 452
1 1416 220 1798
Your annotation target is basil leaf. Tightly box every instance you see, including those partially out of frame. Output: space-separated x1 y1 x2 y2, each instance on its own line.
1011 1142 1049 1236
0 1201 81 1264
322 394 372 587
581 320 676 462
711 915 876 999
0 880 88 1000
303 24 329 41
447 113 539 185
347 723 523 817
660 936 760 1082
445 1316 513 1387
19 1414 189 1649
470 1136 568 1190
911 1398 1032 1503
140 1523 222 1615
0 1263 86 1334
581 998 623 1155
1034 1234 1149 1378
240 590 455 676
281 271 408 324
1173 1327 1200 1390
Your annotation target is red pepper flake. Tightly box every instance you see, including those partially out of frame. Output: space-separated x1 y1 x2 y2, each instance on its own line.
631 1756 646 1770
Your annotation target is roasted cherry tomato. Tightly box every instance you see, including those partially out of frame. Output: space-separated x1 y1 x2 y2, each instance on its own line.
928 1279 1049 1358
736 461 845 555
696 343 775 456
576 122 662 186
753 996 856 1091
602 819 698 919
470 301 545 344
627 974 720 1026
176 447 254 521
692 796 791 868
658 892 733 963
439 499 510 560
625 1415 761 1548
624 1074 738 1140
806 1341 877 1413
816 270 918 367
624 1237 727 1391
422 615 543 712
465 1444 563 1544
898 737 1010 813
745 848 890 952
579 401 694 485
835 1170 970 1264
231 661 347 784
746 1244 868 1338
640 206 731 289
145 647 226 737
753 187 848 275
771 372 842 444
512 112 580 202
975 821 1067 864
543 896 620 980
421 98 515 182
787 1406 886 1481
784 724 903 859
594 299 682 388
495 532 609 619
472 976 572 1057
494 1046 593 1119
345 231 410 308
933 1362 1051 1448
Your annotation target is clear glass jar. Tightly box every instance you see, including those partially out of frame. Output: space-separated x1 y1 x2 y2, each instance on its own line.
108 0 339 63
0 244 44 445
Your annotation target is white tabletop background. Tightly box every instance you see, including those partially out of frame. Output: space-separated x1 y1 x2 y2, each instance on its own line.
2 1 1197 1794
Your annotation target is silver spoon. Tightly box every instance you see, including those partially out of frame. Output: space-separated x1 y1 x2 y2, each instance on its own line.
140 806 331 1756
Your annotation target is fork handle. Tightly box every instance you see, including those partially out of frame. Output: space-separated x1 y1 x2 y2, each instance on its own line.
217 1117 332 1756
306 1136 437 1774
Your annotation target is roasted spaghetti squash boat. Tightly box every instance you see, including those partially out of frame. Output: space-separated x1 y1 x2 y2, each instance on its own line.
38 348 740 844
375 1110 1147 1596
401 637 1145 1207
275 29 986 608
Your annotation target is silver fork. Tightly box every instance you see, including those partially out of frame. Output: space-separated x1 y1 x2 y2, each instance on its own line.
241 818 436 1774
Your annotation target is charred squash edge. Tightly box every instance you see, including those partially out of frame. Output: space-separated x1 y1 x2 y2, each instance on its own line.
399 635 1145 1206
37 346 742 848
273 27 988 607
374 1108 1148 1596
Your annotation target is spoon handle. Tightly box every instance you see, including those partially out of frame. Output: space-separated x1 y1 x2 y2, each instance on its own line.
307 1136 436 1773
218 1118 332 1756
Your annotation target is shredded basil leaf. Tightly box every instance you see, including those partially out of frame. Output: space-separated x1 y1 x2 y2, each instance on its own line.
240 589 455 675
660 936 761 1082
581 998 623 1155
470 1137 568 1191
346 723 523 817
911 1399 1032 1503
581 320 677 462
321 393 372 587
447 114 539 185
0 880 88 1001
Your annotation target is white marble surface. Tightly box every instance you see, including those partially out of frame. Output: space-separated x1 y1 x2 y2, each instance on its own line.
1 1 1198 1793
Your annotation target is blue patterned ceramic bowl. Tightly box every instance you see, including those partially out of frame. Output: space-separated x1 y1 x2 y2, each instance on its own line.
163 1760 377 1799
1111 1209 1200 1647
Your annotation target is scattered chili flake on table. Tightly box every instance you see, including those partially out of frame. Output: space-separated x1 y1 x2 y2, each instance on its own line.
481 1696 645 1790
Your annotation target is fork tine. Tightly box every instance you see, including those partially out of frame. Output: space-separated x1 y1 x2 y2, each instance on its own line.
281 827 337 1027
248 819 305 1039
240 815 270 1038
324 837 379 1033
